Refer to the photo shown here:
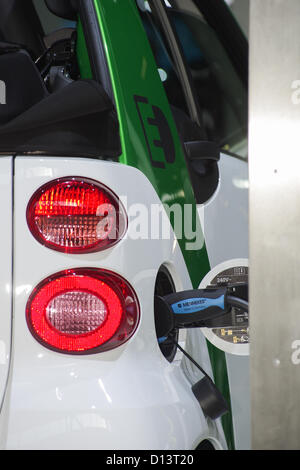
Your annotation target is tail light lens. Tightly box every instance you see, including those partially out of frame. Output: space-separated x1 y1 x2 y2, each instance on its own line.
26 269 140 354
26 177 127 253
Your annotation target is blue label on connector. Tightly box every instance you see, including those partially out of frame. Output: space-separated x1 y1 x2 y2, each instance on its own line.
171 295 225 314
158 336 168 344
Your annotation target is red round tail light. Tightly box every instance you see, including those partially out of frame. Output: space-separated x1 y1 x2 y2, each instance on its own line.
26 269 140 354
26 177 127 253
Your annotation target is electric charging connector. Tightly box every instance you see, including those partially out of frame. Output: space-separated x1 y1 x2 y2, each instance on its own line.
155 286 248 340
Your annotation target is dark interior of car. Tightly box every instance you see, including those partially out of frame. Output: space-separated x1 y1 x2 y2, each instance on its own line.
0 0 121 158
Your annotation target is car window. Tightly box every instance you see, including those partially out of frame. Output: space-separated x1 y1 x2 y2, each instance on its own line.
166 0 248 158
136 0 191 118
33 0 76 35
138 0 248 159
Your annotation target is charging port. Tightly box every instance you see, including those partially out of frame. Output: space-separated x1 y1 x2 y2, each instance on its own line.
154 266 178 362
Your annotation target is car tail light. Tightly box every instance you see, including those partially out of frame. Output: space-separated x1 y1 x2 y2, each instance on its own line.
26 269 140 354
26 177 127 253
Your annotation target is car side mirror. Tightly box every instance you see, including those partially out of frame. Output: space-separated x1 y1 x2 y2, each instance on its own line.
184 140 220 204
184 140 220 164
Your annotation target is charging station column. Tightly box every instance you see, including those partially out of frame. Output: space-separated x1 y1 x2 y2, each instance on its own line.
249 0 300 450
